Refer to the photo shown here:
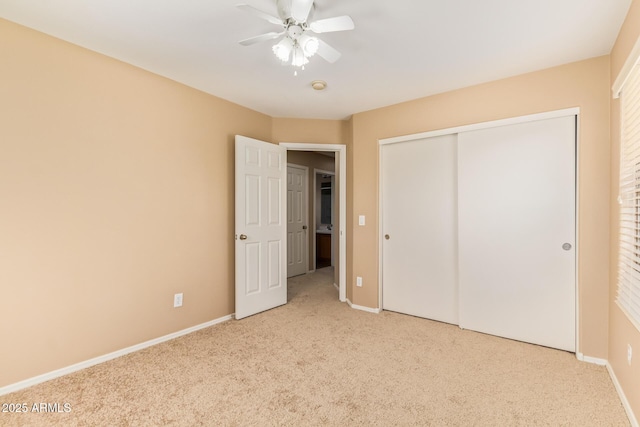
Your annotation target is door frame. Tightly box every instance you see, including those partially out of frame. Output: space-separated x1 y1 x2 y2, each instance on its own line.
378 107 581 355
280 143 346 303
287 163 309 278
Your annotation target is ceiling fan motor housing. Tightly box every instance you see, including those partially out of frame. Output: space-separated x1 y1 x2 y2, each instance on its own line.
277 0 315 24
287 25 304 39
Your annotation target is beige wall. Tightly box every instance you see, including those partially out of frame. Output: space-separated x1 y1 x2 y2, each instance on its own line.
0 18 272 387
272 118 345 145
350 56 612 360
609 0 640 419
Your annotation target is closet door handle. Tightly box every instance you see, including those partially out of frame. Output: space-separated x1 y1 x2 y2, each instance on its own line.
239 234 248 240
385 234 390 240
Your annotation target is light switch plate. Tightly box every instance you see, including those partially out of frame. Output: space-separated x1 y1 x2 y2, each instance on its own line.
359 215 365 226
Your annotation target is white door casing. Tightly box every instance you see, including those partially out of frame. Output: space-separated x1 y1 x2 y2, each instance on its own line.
381 134 459 324
287 164 307 277
235 135 287 320
457 116 576 352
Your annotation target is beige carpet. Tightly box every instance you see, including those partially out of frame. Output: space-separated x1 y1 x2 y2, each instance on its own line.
2 268 630 426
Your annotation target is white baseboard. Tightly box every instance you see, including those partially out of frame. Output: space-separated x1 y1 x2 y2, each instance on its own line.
0 314 234 397
576 353 607 366
347 298 381 314
577 353 638 426
606 362 639 427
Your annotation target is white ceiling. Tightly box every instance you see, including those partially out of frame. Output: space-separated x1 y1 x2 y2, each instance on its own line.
0 0 631 120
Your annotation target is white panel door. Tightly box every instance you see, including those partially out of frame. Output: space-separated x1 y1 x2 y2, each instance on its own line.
381 134 459 324
287 165 307 277
235 136 287 320
457 116 576 351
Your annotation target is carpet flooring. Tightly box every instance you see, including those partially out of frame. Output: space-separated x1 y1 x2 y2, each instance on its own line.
1 267 630 426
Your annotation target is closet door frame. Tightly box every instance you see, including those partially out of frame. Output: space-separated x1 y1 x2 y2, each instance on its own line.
378 107 580 352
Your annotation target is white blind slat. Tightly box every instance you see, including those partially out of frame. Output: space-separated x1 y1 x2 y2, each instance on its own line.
617 59 640 332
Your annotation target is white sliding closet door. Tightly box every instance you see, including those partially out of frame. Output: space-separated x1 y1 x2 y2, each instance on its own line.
381 134 458 324
457 116 576 351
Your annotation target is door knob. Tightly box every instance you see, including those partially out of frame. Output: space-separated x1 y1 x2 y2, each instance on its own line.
385 234 390 240
302 225 308 230
562 243 571 251
239 234 248 240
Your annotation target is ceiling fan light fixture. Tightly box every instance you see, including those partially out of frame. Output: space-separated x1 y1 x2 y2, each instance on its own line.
291 44 309 67
299 34 319 57
272 37 294 62
238 1 355 72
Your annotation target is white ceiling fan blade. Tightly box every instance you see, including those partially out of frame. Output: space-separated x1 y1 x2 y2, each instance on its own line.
291 0 314 22
316 39 341 63
309 15 355 33
239 32 283 46
237 4 283 26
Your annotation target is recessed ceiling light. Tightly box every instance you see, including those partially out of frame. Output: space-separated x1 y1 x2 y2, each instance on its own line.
311 80 327 91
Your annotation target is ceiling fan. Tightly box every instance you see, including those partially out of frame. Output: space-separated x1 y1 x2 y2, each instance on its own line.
237 0 355 71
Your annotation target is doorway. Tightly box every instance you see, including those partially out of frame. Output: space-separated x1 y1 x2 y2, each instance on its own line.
234 138 346 318
280 143 346 303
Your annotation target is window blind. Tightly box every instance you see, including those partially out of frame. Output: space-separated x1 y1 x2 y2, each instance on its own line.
618 59 640 331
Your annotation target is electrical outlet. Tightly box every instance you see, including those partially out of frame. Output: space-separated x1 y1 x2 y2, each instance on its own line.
356 276 363 287
628 344 633 366
174 293 183 308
